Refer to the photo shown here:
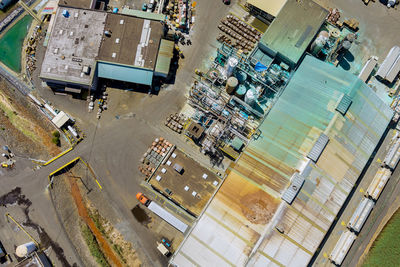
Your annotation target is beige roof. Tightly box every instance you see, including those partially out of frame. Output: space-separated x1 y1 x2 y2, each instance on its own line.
247 0 287 17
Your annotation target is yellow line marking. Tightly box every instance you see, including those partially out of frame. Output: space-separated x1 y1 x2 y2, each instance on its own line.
6 213 40 248
273 228 313 255
48 157 102 190
256 249 285 267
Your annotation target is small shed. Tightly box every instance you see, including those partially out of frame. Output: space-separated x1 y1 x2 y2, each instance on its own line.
51 111 70 128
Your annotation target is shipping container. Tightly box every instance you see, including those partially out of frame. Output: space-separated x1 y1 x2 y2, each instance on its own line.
329 230 357 266
348 198 374 233
147 202 188 233
366 167 392 200
383 137 400 169
358 56 378 82
376 46 400 81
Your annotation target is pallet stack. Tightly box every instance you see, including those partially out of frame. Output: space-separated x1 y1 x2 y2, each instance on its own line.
165 113 185 134
139 137 173 178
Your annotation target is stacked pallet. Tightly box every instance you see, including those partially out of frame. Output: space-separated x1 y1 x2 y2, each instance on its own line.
139 137 174 178
165 114 185 134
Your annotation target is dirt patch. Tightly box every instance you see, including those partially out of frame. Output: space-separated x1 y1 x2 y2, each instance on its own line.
131 205 151 227
88 206 141 266
69 177 123 267
240 190 279 224
0 79 64 159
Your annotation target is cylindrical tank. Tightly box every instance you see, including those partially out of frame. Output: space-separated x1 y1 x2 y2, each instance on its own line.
226 57 238 77
235 84 247 98
235 71 247 83
226 77 238 95
329 28 340 39
44 104 57 117
16 242 36 258
345 33 356 43
245 87 258 107
341 40 352 51
67 125 79 138
311 31 328 55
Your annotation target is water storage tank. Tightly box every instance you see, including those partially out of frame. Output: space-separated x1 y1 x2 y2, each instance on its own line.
235 71 247 83
62 10 69 18
226 57 238 77
235 84 247 98
16 242 36 258
311 31 328 55
226 77 238 95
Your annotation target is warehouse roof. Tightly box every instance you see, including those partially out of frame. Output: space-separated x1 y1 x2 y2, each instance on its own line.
171 56 393 266
97 13 163 70
155 39 174 76
58 0 95 9
246 0 287 17
40 7 106 85
259 0 328 66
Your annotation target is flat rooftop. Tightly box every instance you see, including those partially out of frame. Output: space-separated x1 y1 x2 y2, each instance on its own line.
149 149 221 217
259 0 328 66
40 7 106 85
58 0 94 9
97 13 163 70
247 0 287 17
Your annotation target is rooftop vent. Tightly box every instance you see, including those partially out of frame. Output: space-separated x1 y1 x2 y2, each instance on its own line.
336 94 352 116
59 30 63 35
307 133 329 162
82 65 91 75
53 48 59 54
281 173 305 205
69 31 74 36
65 65 69 70
62 10 69 18
120 19 124 24
112 52 116 58
47 67 51 72
115 38 120 44
74 12 78 18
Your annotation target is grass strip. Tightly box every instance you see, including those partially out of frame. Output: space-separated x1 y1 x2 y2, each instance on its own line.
81 223 110 267
363 208 400 266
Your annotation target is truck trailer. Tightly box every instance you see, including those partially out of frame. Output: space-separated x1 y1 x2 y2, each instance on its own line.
136 193 188 233
358 56 378 82
348 198 374 233
366 167 392 200
329 230 357 266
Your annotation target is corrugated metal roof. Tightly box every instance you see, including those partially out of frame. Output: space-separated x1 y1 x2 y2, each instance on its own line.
259 0 328 66
121 7 165 21
171 55 393 267
307 133 329 162
97 61 153 85
246 0 287 17
155 39 174 76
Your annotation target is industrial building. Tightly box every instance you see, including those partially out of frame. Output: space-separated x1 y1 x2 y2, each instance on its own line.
246 0 287 23
40 7 173 93
258 0 328 68
171 55 393 266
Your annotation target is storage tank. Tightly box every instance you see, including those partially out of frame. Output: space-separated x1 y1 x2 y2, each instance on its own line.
235 71 247 83
226 77 238 95
235 84 247 98
226 57 238 77
311 31 328 55
67 125 79 138
244 87 258 107
16 242 36 257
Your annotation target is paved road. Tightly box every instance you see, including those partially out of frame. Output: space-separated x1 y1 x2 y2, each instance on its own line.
1 0 235 266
